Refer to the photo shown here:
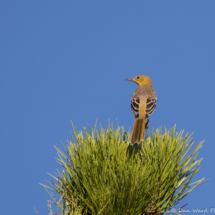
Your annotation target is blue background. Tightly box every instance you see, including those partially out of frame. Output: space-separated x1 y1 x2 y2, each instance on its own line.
0 1 215 214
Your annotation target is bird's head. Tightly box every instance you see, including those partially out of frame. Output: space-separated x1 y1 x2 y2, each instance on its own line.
125 75 152 86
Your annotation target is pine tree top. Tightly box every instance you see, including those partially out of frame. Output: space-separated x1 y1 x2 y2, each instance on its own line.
41 122 206 215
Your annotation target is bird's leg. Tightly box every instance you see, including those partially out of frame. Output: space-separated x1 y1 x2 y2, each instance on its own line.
145 119 150 129
145 119 150 138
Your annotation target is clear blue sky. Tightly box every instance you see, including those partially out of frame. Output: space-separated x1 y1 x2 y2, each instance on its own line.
1 1 215 214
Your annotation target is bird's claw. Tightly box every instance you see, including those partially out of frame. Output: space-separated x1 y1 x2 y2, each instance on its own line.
145 119 150 130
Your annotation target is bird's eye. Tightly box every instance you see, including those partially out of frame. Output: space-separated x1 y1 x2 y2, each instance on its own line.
136 76 140 79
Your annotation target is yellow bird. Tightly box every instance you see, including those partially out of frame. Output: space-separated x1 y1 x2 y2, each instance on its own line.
126 75 157 145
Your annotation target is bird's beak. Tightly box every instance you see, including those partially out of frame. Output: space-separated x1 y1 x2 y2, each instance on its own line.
125 78 135 82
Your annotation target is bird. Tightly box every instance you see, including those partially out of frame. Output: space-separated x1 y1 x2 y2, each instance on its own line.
126 75 157 145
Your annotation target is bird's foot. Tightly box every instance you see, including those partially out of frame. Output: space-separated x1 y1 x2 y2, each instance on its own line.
145 119 150 129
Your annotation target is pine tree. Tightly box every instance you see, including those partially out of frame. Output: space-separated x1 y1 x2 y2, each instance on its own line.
41 122 206 215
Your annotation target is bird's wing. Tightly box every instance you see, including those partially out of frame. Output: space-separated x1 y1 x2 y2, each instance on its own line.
145 97 157 119
131 97 140 119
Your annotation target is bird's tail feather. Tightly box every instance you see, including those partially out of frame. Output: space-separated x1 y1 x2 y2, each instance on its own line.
130 118 146 145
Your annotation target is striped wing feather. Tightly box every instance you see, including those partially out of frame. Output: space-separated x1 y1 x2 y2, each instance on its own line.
131 97 157 119
145 97 157 119
131 97 140 119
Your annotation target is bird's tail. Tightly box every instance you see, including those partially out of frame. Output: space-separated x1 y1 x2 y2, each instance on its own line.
130 118 146 145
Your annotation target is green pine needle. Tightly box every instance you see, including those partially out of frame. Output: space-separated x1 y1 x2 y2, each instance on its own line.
41 122 207 215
